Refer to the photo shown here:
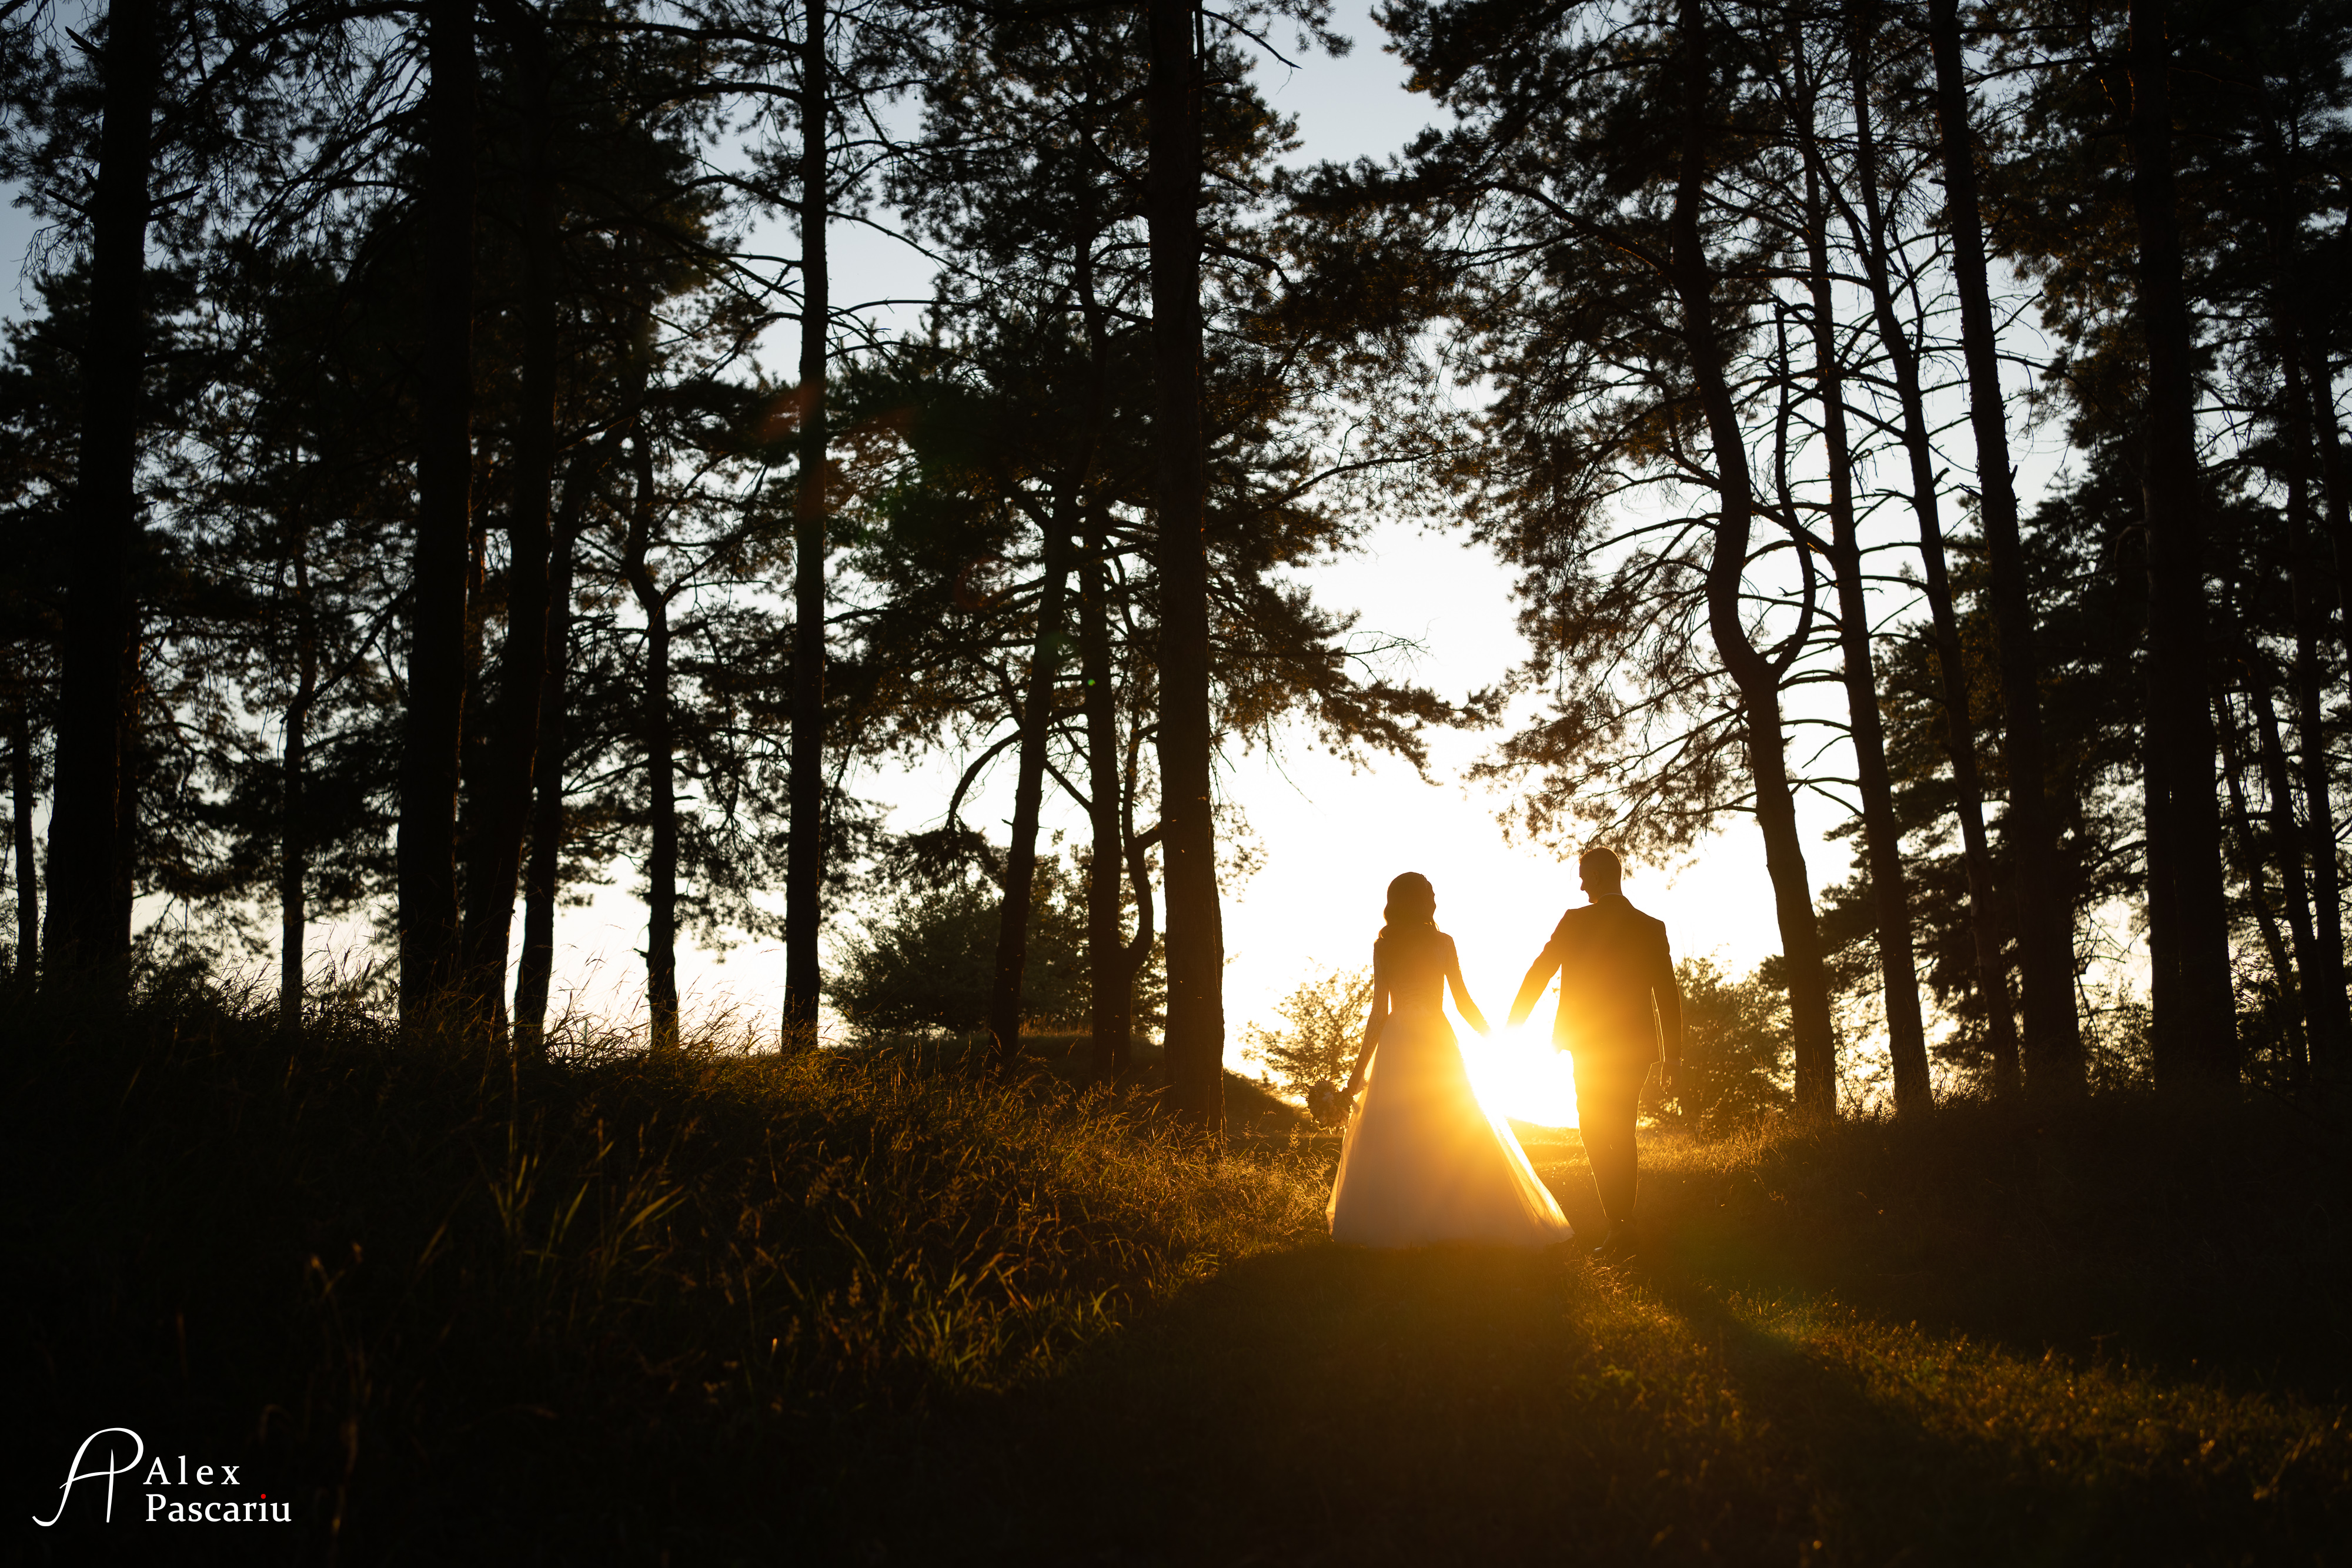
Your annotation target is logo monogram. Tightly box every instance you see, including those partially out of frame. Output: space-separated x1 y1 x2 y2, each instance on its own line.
32 1428 145 1527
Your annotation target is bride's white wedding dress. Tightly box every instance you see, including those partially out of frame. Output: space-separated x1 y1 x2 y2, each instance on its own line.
1327 925 1573 1248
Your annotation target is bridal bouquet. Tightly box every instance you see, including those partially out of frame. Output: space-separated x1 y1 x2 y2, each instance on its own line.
1306 1081 1352 1129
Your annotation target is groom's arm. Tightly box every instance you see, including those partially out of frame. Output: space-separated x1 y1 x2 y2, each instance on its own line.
1505 935 1563 1029
1652 928 1683 1088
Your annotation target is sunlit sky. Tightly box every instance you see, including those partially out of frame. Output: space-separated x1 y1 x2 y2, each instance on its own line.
2 3 2083 1115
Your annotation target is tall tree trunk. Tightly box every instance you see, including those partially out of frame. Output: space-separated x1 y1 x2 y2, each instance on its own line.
622 433 677 1051
2211 686 2305 1081
783 0 828 1049
1147 0 1223 1138
2128 0 2236 1088
1673 0 1837 1118
2239 680 2318 1085
11 699 36 991
44 0 156 981
1121 721 1160 1059
1843 12 2022 1095
1080 523 1132 1081
399 0 478 1027
1925 0 2084 1099
113 670 139 942
512 485 583 1061
1792 40 1930 1117
459 9 558 1031
513 419 630 1059
2277 345 2350 1083
2302 339 2351 600
280 556 317 1039
1075 245 1132 1082
987 526 1073 1073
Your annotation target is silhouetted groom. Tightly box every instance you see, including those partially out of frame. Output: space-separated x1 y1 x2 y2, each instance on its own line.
1506 846 1682 1259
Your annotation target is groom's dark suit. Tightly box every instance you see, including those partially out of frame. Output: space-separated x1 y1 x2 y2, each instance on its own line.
1509 892 1681 1236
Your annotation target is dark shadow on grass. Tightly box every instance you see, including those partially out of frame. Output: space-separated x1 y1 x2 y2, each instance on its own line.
763 1243 2150 1567
1628 1098 2352 1407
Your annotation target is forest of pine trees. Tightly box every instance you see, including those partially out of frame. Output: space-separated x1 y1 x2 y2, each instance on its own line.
0 0 2343 1142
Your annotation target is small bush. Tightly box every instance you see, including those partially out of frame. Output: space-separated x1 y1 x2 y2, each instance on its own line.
1241 964 1373 1102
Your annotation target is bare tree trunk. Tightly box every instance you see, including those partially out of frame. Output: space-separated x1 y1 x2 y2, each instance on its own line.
1674 0 1836 1118
783 0 828 1050
44 0 156 982
622 433 677 1051
1147 0 1223 1138
113 669 139 943
459 8 558 1032
1843 12 2021 1095
2235 681 2316 1084
2303 339 2351 600
1079 513 1132 1081
1074 239 1132 1082
514 419 629 1059
987 526 1072 1074
512 517 577 1061
2128 0 2236 1088
399 0 477 1027
2277 346 2350 1083
280 556 317 1039
1790 38 1930 1117
1925 0 2084 1099
1121 721 1160 1065
11 699 36 991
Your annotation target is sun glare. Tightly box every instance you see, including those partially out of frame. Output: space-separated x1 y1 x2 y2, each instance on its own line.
1462 1025 1581 1128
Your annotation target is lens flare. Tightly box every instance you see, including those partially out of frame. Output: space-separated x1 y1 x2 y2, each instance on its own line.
1461 1024 1581 1128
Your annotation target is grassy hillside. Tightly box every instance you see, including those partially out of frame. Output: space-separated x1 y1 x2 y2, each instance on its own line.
11 984 2347 1563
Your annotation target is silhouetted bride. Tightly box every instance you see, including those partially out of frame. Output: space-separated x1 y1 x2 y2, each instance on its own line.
1328 873 1573 1248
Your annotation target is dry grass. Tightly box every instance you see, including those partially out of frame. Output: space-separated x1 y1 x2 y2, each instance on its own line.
10 981 2348 1564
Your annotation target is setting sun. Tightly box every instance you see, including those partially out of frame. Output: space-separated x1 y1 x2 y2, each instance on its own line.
1462 1025 1582 1128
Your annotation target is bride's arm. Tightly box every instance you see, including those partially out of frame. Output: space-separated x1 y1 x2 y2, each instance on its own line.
1345 956 1388 1095
1446 941 1492 1037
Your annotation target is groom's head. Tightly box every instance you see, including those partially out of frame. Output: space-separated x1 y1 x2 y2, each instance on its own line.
1578 845 1623 900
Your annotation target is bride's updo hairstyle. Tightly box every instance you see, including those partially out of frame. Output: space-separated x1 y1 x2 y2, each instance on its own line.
1381 872 1437 939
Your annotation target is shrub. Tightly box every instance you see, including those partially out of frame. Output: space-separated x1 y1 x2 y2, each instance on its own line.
1242 964 1374 1102
1676 952 1794 1131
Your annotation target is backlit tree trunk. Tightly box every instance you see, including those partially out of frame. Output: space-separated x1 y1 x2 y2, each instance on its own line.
987 523 1071 1073
1843 16 2021 1095
1075 249 1132 1081
2276 343 2348 1082
44 0 157 981
459 9 558 1032
2128 0 2236 1088
514 420 629 1060
280 556 316 1039
2243 680 2320 1084
1673 0 1837 1118
1925 0 2084 1098
622 433 678 1051
399 0 478 1025
11 700 36 990
1079 511 1132 1079
1147 0 1223 1138
783 0 828 1049
1792 38 1929 1118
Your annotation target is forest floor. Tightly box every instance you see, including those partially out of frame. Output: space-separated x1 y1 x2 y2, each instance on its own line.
11 987 2350 1565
